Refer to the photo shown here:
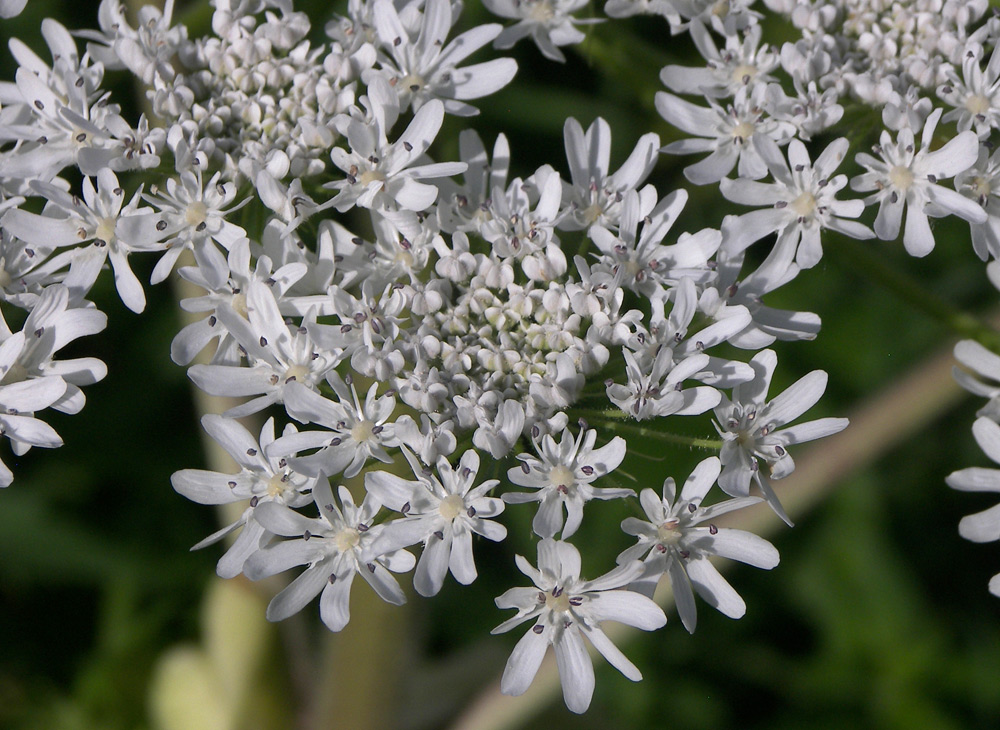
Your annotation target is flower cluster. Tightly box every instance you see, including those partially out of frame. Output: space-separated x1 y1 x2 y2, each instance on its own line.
12 0 1000 716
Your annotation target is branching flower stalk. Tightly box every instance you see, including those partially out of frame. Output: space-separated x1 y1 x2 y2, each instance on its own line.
2 0 1000 718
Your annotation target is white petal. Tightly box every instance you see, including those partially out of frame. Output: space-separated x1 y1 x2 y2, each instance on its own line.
413 530 451 597
686 556 746 618
703 529 779 568
587 589 667 630
319 570 355 631
584 625 641 681
449 527 478 584
555 628 595 714
266 564 330 621
500 627 548 697
959 503 1000 543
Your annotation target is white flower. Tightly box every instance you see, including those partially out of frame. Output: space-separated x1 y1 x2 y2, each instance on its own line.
0 284 107 414
720 135 872 268
955 144 1000 260
938 43 1000 138
492 539 666 713
368 0 517 116
606 346 721 420
365 449 506 596
187 280 341 417
3 170 167 312
714 348 848 524
245 481 415 631
953 310 1000 422
617 456 779 632
946 417 1000 596
171 415 317 578
269 375 397 479
327 77 466 212
657 82 795 185
484 0 599 63
0 331 67 486
659 21 778 99
851 107 985 257
505 425 632 538
558 117 660 232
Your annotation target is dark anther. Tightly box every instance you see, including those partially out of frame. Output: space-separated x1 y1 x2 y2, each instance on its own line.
367 562 376 573
303 530 312 541
467 506 477 517
581 465 594 475
328 574 337 584
228 480 237 489
401 501 410 514
209 316 217 326
156 220 167 231
688 503 697 513
521 462 530 474
709 524 718 535
259 336 267 347
403 141 413 151
247 448 258 456
532 625 544 634
433 530 444 540
249 496 259 507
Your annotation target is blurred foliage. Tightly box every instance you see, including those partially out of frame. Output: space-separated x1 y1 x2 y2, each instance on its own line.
2 1 1000 730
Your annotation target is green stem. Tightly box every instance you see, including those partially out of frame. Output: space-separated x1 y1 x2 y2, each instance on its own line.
573 409 724 450
832 237 1000 352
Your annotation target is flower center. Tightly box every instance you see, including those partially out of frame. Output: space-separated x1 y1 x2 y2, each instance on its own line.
527 0 554 22
790 191 817 217
351 419 375 443
266 473 288 498
231 292 248 318
549 464 575 489
439 494 465 520
185 201 208 228
401 73 425 93
283 363 309 383
545 590 571 613
731 64 757 84
966 94 991 116
334 527 361 552
889 165 914 191
657 519 682 545
359 169 386 187
96 217 116 245
732 121 755 142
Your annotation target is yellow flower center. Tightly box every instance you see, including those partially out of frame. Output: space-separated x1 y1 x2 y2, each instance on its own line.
545 591 571 612
439 494 465 520
889 165 914 191
351 419 375 443
657 519 682 545
791 191 817 217
334 527 361 552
